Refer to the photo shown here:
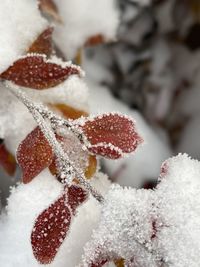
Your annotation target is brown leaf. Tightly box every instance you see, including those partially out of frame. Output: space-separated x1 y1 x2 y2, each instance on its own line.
85 155 97 179
17 127 53 183
38 0 62 23
80 113 143 159
28 27 53 57
85 34 105 46
66 185 88 214
31 185 88 264
0 142 16 176
31 193 71 264
1 55 81 89
50 103 88 120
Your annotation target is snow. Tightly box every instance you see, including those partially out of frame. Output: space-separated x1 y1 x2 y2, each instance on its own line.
81 185 156 267
155 154 200 267
53 0 119 59
0 0 47 73
80 154 200 267
21 76 89 112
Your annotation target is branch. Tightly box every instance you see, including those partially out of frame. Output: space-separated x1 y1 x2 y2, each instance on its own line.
5 82 104 203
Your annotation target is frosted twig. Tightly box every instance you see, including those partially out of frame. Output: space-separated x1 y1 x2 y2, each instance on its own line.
5 82 104 203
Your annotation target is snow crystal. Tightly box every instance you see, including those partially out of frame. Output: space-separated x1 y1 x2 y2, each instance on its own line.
0 0 47 73
81 184 157 267
53 0 119 59
154 154 200 267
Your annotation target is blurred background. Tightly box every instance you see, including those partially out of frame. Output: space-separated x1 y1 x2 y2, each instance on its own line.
84 0 200 188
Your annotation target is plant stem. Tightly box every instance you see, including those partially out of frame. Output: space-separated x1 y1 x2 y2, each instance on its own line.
5 82 104 203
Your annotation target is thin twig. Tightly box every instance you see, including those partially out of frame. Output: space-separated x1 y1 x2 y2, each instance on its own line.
5 82 104 203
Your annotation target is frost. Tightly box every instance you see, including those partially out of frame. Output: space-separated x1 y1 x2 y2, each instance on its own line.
81 154 200 267
154 154 200 267
81 184 157 267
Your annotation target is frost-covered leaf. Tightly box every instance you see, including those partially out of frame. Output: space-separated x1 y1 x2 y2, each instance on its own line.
17 126 53 183
0 54 81 89
31 192 71 264
31 185 88 264
38 0 62 22
0 141 16 176
67 185 88 214
80 113 143 159
28 27 53 56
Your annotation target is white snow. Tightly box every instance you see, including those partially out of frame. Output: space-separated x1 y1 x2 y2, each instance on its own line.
155 154 200 267
0 0 47 73
81 154 200 267
53 0 119 59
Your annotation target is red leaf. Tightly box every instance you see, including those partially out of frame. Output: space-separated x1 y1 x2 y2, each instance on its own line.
17 127 53 183
28 27 53 57
67 185 88 214
0 141 16 176
80 113 143 159
31 185 88 264
31 193 71 264
0 55 81 89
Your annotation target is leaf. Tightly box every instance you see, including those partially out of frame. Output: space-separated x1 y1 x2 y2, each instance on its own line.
85 155 97 179
17 127 53 183
31 193 71 264
0 54 81 89
31 185 88 264
85 34 105 46
49 103 88 120
80 113 143 159
0 141 16 176
28 27 53 57
114 259 125 267
38 0 62 23
66 185 88 214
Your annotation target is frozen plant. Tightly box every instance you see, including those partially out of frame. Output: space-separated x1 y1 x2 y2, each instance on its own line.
1 1 200 267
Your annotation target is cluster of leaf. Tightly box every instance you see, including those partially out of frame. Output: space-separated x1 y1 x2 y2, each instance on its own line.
0 1 143 266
